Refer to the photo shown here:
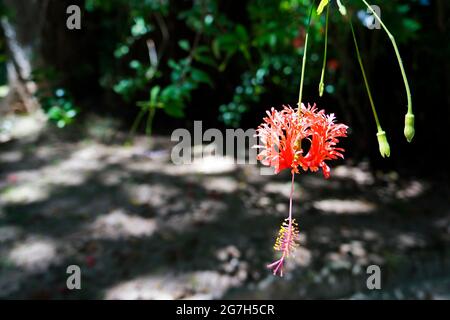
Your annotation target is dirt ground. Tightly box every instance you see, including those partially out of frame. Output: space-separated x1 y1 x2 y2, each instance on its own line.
1 114 449 299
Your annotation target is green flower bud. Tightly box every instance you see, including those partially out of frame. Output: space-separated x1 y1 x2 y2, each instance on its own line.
376 130 391 158
404 113 415 143
317 0 329 15
319 82 324 97
337 0 347 16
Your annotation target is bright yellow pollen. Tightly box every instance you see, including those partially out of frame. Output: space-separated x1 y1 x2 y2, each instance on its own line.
273 218 300 256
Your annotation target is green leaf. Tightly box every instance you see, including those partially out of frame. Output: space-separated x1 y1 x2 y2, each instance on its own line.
129 60 141 70
178 39 190 51
235 25 248 41
194 45 210 54
191 69 213 86
48 106 62 119
164 101 185 118
194 53 216 67
212 39 221 58
114 45 129 58
403 18 421 33
397 4 410 14
150 86 160 106
131 17 151 37
168 59 181 71
57 120 66 128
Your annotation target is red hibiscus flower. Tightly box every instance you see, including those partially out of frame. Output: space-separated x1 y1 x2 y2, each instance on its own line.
254 103 348 276
254 103 348 178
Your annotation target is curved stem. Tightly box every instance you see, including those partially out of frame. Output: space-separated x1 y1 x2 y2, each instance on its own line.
297 0 316 115
349 18 382 131
319 4 330 97
129 108 146 140
288 172 295 223
361 0 412 115
286 172 296 257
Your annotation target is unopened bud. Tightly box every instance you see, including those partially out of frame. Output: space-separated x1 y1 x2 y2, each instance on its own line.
317 0 329 15
376 130 391 158
404 113 415 142
319 82 324 97
337 0 347 16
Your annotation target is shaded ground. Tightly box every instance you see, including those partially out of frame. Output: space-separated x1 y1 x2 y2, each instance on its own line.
0 114 449 299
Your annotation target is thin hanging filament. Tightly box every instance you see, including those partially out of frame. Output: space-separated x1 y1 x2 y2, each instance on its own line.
297 0 317 115
349 18 381 131
361 0 412 114
361 0 414 142
319 4 330 97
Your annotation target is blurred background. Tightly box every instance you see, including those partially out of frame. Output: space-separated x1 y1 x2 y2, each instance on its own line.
0 0 449 299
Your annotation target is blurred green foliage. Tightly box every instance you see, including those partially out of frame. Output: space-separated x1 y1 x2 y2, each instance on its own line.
80 0 424 130
0 0 429 131
33 68 79 128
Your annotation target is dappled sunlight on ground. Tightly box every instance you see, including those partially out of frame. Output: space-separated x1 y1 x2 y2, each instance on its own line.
0 112 46 143
1 183 50 204
396 180 426 200
169 155 237 175
0 117 449 299
263 181 306 200
312 199 376 214
8 236 59 272
87 210 157 240
104 270 244 300
202 177 239 193
333 164 374 186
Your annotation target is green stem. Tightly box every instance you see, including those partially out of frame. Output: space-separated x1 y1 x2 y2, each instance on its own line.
318 4 330 97
129 108 146 139
297 0 316 113
361 0 412 115
145 106 156 136
349 18 381 131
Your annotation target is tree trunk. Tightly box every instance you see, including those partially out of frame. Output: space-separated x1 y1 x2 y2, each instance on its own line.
0 0 48 114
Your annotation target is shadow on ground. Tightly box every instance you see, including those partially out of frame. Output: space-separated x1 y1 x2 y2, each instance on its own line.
0 116 449 299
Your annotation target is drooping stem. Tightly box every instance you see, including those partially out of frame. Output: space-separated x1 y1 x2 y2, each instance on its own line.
349 18 381 131
288 171 295 224
297 0 316 115
361 0 412 116
318 4 330 97
350 18 390 157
